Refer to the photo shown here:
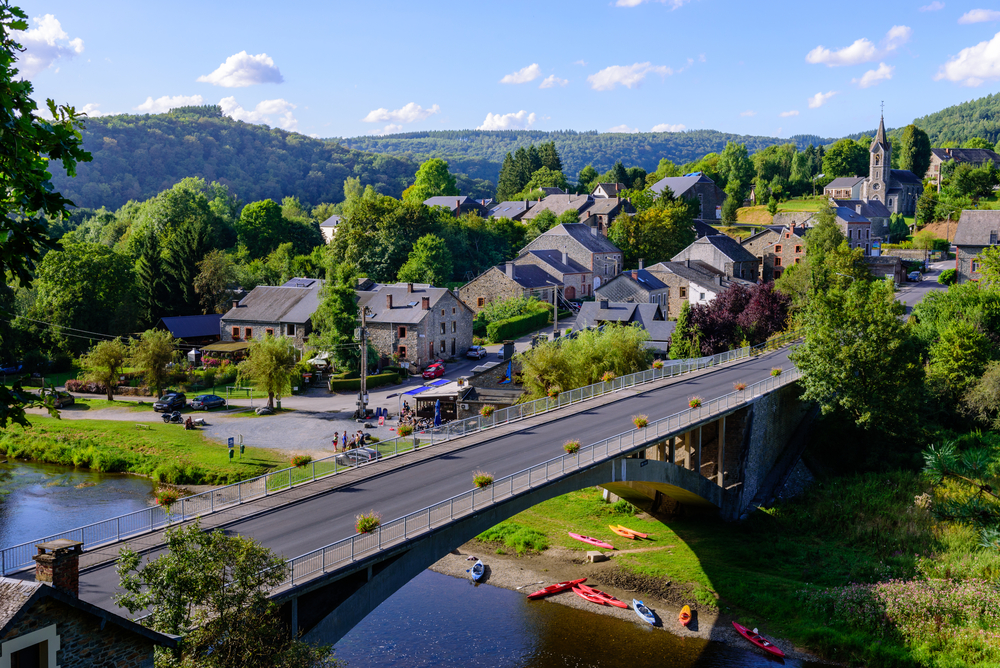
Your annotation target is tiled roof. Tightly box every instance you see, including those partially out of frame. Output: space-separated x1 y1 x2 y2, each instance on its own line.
523 194 593 219
159 315 222 339
954 210 1000 246
832 198 892 218
0 577 39 630
357 283 462 324
222 279 324 325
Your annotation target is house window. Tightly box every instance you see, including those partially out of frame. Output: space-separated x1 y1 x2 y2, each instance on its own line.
477 297 485 307
2 624 59 668
990 231 998 245
679 286 687 298
441 309 445 316
774 257 782 267
286 324 295 336
265 328 274 336
866 229 870 239
439 340 446 353
232 327 240 340
888 198 893 208
451 321 456 333
785 232 790 239
452 307 456 314
699 292 706 300
795 245 802 253
972 260 979 273
440 323 446 335
398 345 407 359
398 326 406 338
795 258 801 264
245 327 252 339
451 339 456 355
774 245 782 253
774 268 783 279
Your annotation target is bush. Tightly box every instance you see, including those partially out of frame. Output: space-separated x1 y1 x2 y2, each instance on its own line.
486 309 550 343
155 488 180 509
652 360 664 370
632 414 648 428
771 367 782 377
479 405 496 417
563 439 580 453
292 455 312 467
355 510 381 534
938 268 957 286
689 396 703 408
734 381 747 391
601 371 616 382
398 424 414 437
472 470 494 488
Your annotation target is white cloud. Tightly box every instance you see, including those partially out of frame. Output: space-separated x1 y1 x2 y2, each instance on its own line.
935 31 1000 85
500 63 542 84
539 74 568 88
853 62 894 87
361 102 440 124
780 110 800 117
219 96 298 131
13 14 84 78
807 90 837 109
477 110 537 131
920 1 945 10
607 124 639 133
370 123 403 135
79 103 113 117
134 94 205 114
573 60 587 66
614 0 691 8
740 110 756 117
587 62 672 90
958 9 1000 24
805 25 911 66
196 51 283 87
651 123 686 132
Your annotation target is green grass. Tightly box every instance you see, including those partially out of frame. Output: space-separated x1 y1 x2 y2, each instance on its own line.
0 416 285 485
777 198 825 212
495 471 1000 668
69 398 155 412
476 521 549 555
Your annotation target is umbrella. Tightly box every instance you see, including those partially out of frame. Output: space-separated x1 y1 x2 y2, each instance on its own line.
434 399 441 427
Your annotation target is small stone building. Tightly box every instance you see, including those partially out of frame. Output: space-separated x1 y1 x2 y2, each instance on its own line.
519 223 624 291
1 540 176 668
671 235 760 281
458 263 561 314
356 282 474 366
833 207 874 255
575 301 675 352
220 277 323 351
864 256 905 285
594 263 670 308
927 147 1000 188
646 260 751 317
648 173 726 221
741 225 808 282
954 210 1000 284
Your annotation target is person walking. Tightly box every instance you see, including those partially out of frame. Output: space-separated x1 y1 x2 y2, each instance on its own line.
342 431 347 450
332 431 339 452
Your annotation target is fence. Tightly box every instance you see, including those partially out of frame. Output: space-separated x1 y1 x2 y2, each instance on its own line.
0 331 799 576
274 367 802 590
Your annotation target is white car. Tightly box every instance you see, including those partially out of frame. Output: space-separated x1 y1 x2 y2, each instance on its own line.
465 345 488 360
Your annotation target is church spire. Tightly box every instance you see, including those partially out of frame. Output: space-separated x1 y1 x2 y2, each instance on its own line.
870 110 890 152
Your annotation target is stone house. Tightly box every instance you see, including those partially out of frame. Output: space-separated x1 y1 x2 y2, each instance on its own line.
220 277 323 352
580 197 633 235
823 176 865 200
954 210 1000 284
423 196 491 217
927 147 1000 188
356 282 474 366
522 194 594 223
594 263 670 309
671 235 760 281
515 249 592 299
646 260 751 317
648 172 726 220
592 182 627 199
575 301 675 352
519 223 624 291
1 540 176 668
831 198 891 240
833 206 874 255
458 263 561 314
741 225 808 282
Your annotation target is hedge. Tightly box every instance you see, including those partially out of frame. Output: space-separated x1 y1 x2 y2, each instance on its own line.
328 372 400 392
486 309 550 343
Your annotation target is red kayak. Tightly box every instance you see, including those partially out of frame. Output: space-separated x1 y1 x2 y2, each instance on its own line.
568 532 614 550
527 578 587 600
574 584 629 609
732 621 785 658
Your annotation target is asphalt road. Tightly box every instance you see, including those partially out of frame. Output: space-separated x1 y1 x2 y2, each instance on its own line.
73 346 793 614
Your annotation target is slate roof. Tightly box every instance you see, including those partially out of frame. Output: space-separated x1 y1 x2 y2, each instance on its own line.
576 302 675 343
647 260 749 292
222 278 324 325
587 198 628 216
772 212 817 227
537 223 622 254
833 207 872 225
319 215 341 228
423 196 490 212
592 182 626 197
648 173 714 198
890 169 922 184
522 250 589 274
159 315 222 340
832 198 892 218
523 194 593 219
594 271 668 302
540 187 565 196
931 148 1000 165
954 210 1000 246
871 115 891 152
489 201 530 219
693 219 717 238
357 283 465 324
497 264 562 290
824 176 866 190
674 234 759 264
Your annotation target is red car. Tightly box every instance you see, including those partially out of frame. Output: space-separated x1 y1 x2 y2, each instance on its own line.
422 363 445 379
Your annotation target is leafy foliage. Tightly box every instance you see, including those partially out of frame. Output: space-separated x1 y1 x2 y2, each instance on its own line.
238 334 298 409
79 338 128 401
686 282 791 355
129 329 178 398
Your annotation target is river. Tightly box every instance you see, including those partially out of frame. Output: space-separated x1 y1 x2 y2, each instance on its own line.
1 460 831 667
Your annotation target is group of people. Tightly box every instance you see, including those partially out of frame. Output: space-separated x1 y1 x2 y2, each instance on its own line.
332 430 369 452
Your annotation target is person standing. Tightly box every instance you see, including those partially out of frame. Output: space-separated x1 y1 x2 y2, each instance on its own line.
342 431 348 450
332 431 339 452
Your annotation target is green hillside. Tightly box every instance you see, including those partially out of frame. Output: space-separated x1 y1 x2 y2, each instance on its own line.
911 92 1000 146
49 105 421 211
337 130 836 183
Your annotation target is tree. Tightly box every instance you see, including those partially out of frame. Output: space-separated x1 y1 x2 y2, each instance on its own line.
238 334 297 410
523 166 569 193
134 232 169 328
978 246 1000 285
495 152 521 202
538 141 563 173
310 264 360 373
668 302 701 360
963 361 1000 430
687 283 790 355
608 198 695 267
555 209 581 227
963 136 994 149
235 199 287 259
80 338 128 401
115 521 335 668
526 210 558 241
928 320 994 401
404 158 459 203
888 213 909 243
720 191 741 225
162 217 213 316
577 165 599 193
397 234 454 285
949 162 999 200
716 142 754 200
822 138 868 178
791 277 922 435
194 249 238 314
898 125 932 180
922 439 1000 550
129 329 177 398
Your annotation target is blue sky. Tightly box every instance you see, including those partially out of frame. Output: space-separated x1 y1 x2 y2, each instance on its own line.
15 0 1000 141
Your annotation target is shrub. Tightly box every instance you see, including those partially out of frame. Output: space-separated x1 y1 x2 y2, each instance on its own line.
486 309 550 343
292 455 312 467
548 389 560 399
652 360 664 370
397 424 414 437
771 367 782 377
601 371 616 382
472 470 494 488
689 396 703 408
563 440 581 454
355 510 382 534
632 414 648 428
155 488 180 509
734 381 747 391
479 405 496 417
938 268 957 286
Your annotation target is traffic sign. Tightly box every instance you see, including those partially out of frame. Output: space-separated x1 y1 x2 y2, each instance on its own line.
227 437 234 449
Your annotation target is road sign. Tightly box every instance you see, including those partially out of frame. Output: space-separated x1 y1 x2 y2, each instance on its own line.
228 437 234 449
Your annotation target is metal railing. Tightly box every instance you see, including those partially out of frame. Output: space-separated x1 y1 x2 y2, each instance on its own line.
0 331 799 576
274 367 802 590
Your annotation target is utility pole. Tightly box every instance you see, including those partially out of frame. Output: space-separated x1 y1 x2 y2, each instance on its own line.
357 306 372 419
552 284 558 337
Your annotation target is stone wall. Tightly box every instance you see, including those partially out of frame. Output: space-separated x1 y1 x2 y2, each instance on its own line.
366 291 474 367
883 248 930 264
458 268 525 314
956 246 982 284
221 318 311 349
1 599 156 668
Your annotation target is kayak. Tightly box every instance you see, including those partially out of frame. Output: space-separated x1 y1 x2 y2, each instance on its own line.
576 584 629 609
679 605 691 627
633 599 656 625
609 525 636 539
572 586 606 605
732 621 785 658
527 578 587 600
568 532 614 550
468 559 485 582
617 525 649 539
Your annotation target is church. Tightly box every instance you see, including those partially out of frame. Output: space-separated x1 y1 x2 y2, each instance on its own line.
824 114 922 216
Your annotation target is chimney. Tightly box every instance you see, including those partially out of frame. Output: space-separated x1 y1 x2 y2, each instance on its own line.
502 340 515 360
856 204 862 214
600 300 609 309
631 270 638 280
232 299 240 310
591 226 598 236
386 294 393 309
34 539 83 597
407 282 414 293
421 296 430 310
561 251 568 265
685 259 691 268
506 263 514 279
638 258 644 270
456 199 461 215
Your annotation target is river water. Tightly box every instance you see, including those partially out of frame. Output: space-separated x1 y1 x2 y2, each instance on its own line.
1 460 831 667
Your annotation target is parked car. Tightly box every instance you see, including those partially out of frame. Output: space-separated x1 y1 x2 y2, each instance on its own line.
908 271 922 282
53 391 75 408
422 363 445 379
335 447 382 466
465 345 488 360
190 394 226 410
153 392 187 412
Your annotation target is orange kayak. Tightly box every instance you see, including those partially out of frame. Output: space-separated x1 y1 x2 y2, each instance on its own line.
617 525 649 539
575 584 629 609
679 605 691 626
609 525 636 539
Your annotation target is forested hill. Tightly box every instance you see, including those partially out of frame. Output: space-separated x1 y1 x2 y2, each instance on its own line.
49 105 420 211
910 93 1000 146
337 130 836 183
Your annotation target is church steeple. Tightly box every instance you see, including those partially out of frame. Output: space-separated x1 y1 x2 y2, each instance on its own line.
870 113 890 153
865 106 890 203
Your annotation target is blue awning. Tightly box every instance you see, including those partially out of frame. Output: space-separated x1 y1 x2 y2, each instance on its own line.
428 379 450 386
403 386 430 396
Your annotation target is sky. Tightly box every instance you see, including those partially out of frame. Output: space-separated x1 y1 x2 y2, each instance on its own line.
14 0 1000 141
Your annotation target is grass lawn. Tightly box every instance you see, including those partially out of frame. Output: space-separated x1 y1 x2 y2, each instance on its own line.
0 416 285 485
69 398 156 412
777 198 825 212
